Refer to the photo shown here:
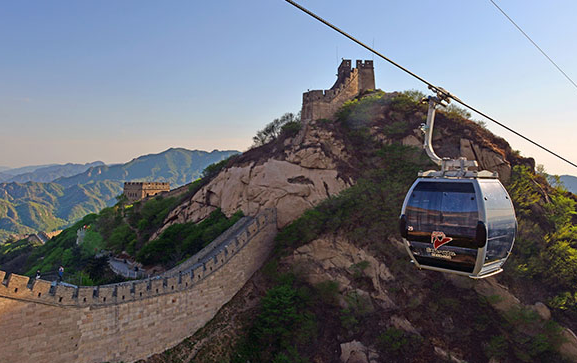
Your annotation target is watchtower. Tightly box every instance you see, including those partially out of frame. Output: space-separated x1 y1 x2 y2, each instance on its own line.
301 59 375 123
123 182 170 202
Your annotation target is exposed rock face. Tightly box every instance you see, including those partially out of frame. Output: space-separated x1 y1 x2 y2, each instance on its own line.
460 138 512 182
154 96 522 239
155 123 352 237
340 340 372 363
292 235 396 309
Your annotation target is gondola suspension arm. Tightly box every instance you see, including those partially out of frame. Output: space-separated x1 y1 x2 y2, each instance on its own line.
419 88 451 166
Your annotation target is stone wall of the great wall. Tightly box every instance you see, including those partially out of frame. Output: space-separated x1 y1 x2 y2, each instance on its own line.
0 208 277 363
301 59 375 123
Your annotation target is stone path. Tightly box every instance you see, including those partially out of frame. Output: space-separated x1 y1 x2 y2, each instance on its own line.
109 258 145 279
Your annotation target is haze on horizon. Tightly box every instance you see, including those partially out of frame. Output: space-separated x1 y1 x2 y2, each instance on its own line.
1 1 576 175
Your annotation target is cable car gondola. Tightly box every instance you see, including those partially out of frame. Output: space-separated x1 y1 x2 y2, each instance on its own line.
399 90 517 279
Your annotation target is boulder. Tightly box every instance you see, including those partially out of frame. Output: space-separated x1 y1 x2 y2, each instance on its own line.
533 302 551 320
340 340 368 363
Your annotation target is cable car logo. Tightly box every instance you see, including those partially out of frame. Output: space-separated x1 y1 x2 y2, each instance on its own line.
431 231 453 250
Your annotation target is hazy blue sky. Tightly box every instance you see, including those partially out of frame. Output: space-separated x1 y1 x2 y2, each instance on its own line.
1 1 576 175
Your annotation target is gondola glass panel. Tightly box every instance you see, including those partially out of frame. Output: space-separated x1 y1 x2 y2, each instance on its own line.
404 181 479 273
479 180 516 263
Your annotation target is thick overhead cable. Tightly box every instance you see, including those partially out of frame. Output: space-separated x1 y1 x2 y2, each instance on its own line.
488 0 577 92
283 0 577 170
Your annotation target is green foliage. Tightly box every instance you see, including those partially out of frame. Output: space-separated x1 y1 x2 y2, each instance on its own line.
350 260 370 280
336 92 385 128
443 103 472 120
314 280 340 306
340 291 373 334
253 112 301 147
484 334 509 359
127 196 178 232
233 274 316 362
201 155 237 180
280 121 302 136
506 164 577 320
500 306 566 362
382 120 410 136
377 327 422 357
0 238 40 267
401 89 426 102
136 209 243 266
544 193 576 230
0 180 123 240
80 229 105 258
107 224 137 254
509 165 543 212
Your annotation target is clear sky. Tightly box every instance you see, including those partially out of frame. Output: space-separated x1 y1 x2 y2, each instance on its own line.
1 1 576 175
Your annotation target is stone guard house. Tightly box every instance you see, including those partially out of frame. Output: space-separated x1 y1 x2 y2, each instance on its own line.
301 59 375 123
123 182 170 202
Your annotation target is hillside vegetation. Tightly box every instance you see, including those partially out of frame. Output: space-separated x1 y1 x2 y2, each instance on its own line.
0 148 238 242
0 155 243 286
144 91 577 363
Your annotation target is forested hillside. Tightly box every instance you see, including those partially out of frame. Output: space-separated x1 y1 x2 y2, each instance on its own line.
0 155 242 285
0 148 238 242
56 148 238 187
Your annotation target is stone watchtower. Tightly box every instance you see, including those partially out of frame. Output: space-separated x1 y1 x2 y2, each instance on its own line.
301 59 375 123
123 182 170 203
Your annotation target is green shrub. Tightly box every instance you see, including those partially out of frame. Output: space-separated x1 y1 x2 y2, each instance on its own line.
136 209 243 266
340 291 372 334
377 327 422 358
233 275 316 362
315 280 340 306
253 112 300 146
484 334 509 359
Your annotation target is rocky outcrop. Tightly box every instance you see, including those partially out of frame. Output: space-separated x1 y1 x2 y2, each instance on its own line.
402 133 513 183
460 138 512 182
155 123 353 237
292 235 396 309
340 340 379 363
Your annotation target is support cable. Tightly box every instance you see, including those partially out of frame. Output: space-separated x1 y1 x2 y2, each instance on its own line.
283 0 577 170
488 0 577 91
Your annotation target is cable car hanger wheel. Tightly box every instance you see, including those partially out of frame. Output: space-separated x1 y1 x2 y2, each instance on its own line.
399 87 517 279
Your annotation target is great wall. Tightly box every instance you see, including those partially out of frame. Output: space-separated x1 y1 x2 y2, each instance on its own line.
0 60 374 363
0 209 277 363
301 59 374 122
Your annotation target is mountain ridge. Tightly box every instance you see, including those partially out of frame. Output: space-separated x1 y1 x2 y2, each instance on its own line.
1 161 105 183
0 148 239 241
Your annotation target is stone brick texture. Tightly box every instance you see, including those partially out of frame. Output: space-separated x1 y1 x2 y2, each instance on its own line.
301 59 375 123
0 209 277 363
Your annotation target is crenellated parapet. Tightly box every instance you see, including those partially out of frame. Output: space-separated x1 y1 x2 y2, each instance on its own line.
0 208 278 363
0 208 277 308
301 59 375 123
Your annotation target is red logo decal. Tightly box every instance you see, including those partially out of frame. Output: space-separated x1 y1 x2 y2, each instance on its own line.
431 231 453 250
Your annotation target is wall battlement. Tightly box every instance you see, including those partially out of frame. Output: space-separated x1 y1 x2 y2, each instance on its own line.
301 59 375 123
0 211 273 308
0 209 277 363
124 181 171 202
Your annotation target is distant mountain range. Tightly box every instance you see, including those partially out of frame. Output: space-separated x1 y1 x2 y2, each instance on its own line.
0 162 104 183
558 175 577 195
0 148 238 242
56 148 236 187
